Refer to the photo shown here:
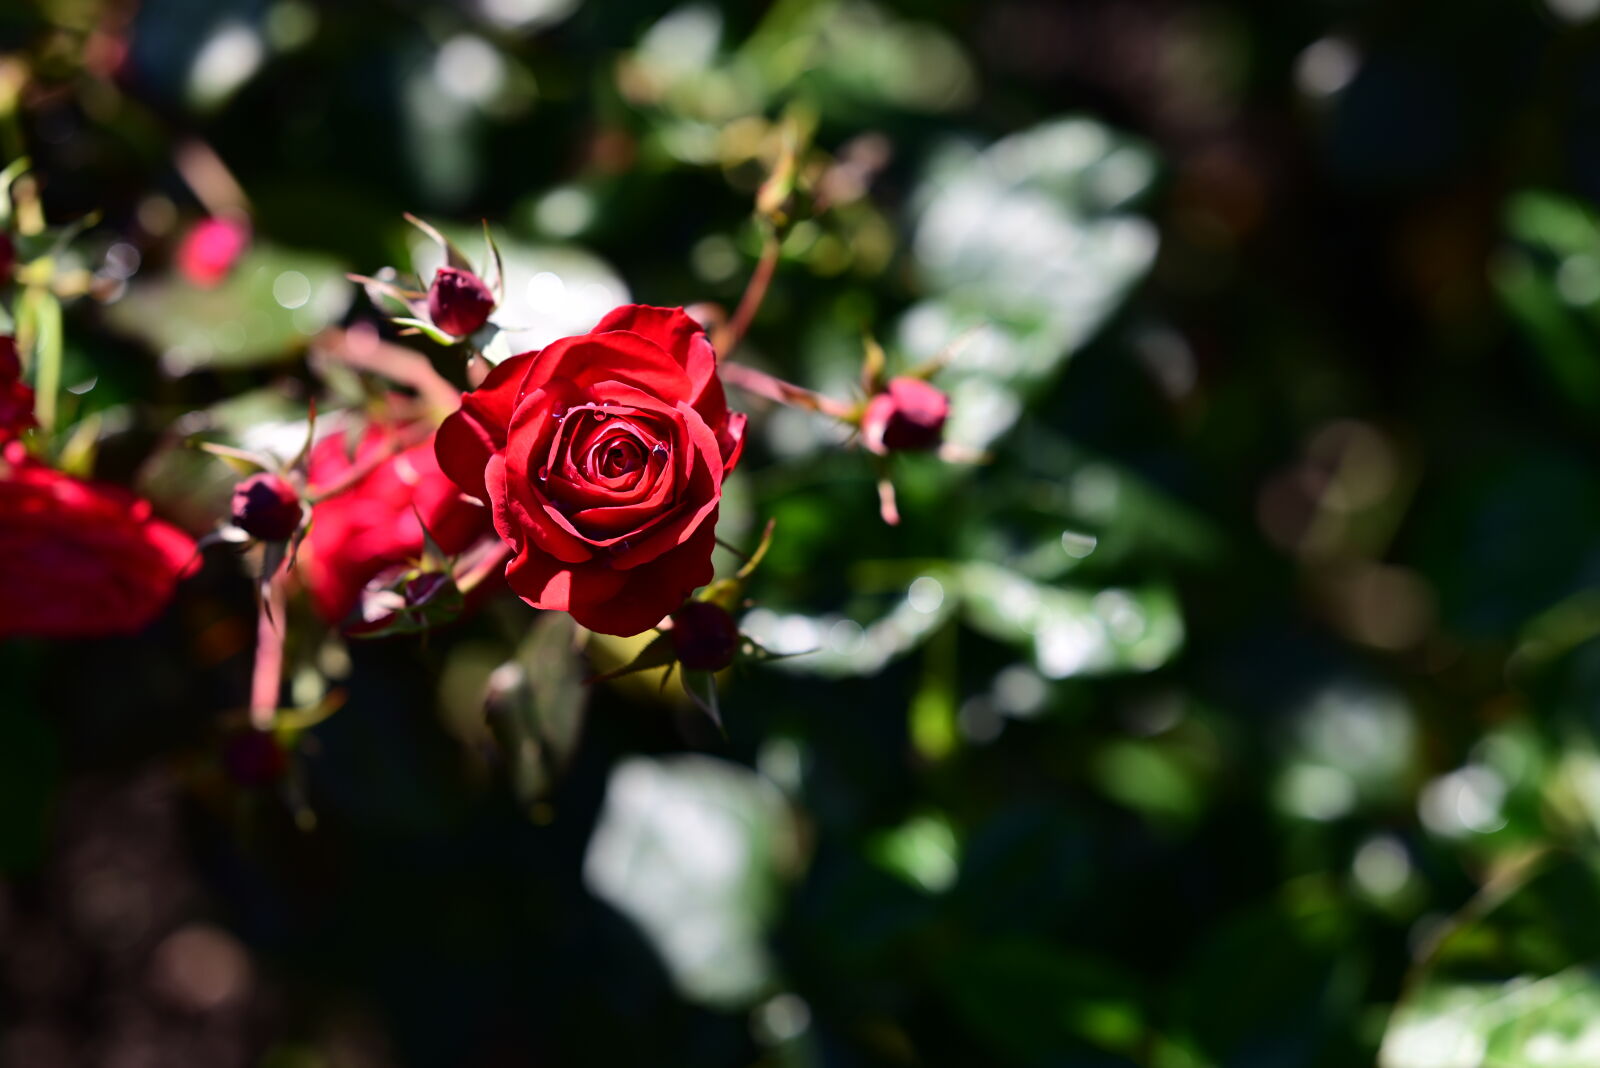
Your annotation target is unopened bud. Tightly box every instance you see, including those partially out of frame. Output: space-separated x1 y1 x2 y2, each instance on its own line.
670 600 740 672
230 472 302 541
427 266 495 338
862 377 948 454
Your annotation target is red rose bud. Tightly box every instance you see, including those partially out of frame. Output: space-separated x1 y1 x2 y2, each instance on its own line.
427 266 495 338
0 337 35 444
863 377 949 454
231 472 303 541
176 216 249 288
670 600 741 672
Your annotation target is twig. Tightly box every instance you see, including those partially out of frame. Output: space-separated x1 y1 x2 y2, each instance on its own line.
719 362 854 419
714 235 780 358
250 576 287 729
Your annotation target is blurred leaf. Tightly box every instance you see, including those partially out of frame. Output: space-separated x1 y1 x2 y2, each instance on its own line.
897 118 1160 448
490 612 588 804
583 754 802 1008
103 243 353 371
1497 192 1600 417
959 563 1184 679
868 812 958 893
1381 968 1600 1068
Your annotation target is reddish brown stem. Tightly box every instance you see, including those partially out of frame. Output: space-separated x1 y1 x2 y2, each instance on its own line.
714 236 780 358
250 577 287 729
719 362 855 419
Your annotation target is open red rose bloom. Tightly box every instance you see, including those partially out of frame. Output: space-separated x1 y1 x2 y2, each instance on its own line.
300 420 490 626
436 305 746 636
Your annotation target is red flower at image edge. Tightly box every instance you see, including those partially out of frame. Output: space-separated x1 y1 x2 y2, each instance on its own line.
435 305 746 636
0 444 196 639
300 423 490 626
0 337 36 444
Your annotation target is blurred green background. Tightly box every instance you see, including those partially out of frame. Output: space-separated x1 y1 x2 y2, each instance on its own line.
9 0 1600 1065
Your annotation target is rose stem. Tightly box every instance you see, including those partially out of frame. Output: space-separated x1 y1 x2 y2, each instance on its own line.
249 576 287 730
716 234 781 357
719 362 855 419
877 474 900 527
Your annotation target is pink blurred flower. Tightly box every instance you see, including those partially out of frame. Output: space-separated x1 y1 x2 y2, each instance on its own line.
176 216 250 288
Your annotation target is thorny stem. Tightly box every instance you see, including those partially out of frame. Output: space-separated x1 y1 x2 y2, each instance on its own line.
250 575 287 729
715 235 780 358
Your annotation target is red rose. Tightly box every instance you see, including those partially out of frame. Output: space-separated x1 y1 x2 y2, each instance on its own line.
862 377 948 454
427 266 495 338
176 216 249 288
435 305 746 636
0 443 196 639
299 422 490 626
0 337 35 443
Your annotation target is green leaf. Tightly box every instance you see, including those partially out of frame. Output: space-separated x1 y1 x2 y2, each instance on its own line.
102 243 353 371
1381 968 1600 1068
896 118 1160 449
488 612 589 804
958 563 1184 678
582 754 802 1008
17 285 62 432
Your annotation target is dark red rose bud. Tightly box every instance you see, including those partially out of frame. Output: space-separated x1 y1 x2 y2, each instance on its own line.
231 472 302 541
0 336 35 444
222 728 289 787
427 266 495 337
670 600 741 672
863 377 949 454
0 233 14 286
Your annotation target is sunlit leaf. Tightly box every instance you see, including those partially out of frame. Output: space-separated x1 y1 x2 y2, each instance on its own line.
103 243 353 371
583 755 802 1008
